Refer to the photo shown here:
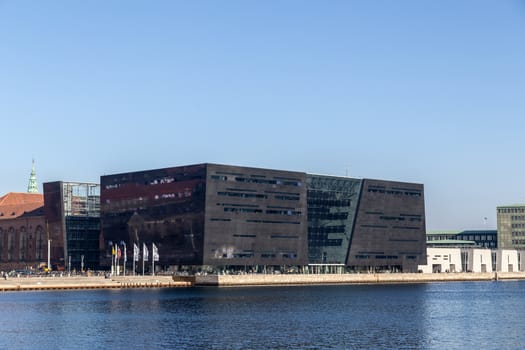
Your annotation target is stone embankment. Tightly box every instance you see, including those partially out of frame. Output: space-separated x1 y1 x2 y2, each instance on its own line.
0 275 190 292
2 272 525 291
192 272 525 287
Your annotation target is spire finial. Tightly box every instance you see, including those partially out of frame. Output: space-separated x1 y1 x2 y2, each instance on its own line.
27 159 38 193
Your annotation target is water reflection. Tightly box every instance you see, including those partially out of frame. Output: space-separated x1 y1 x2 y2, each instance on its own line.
0 282 524 349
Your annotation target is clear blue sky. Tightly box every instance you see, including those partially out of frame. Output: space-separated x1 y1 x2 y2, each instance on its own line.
1 1 524 230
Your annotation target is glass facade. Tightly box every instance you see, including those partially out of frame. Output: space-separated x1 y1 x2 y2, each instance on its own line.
306 175 361 264
44 182 101 270
100 164 207 268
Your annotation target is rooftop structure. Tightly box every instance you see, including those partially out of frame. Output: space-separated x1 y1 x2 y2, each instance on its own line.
0 192 44 219
427 229 497 248
27 160 38 193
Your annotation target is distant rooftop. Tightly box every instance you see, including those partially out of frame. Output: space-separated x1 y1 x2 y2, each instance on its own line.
427 229 497 235
427 230 462 235
0 192 44 220
426 239 477 246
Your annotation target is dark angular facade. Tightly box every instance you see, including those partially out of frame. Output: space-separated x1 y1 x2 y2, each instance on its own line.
100 164 207 267
347 179 427 272
204 164 308 266
100 163 308 269
101 163 426 272
306 176 427 272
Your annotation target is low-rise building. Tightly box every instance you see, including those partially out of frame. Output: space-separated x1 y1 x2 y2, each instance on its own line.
418 248 523 273
467 249 493 273
497 249 519 272
427 230 497 248
418 248 462 273
0 192 46 271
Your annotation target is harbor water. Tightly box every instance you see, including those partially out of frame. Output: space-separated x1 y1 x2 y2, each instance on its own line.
1 281 524 349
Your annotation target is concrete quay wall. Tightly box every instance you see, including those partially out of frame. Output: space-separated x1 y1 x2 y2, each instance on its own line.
194 272 525 286
3 272 525 291
0 275 190 292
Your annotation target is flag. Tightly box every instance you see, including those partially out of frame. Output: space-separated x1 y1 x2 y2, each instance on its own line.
143 242 149 261
133 243 140 262
117 247 121 259
112 245 116 256
123 245 127 262
153 243 159 262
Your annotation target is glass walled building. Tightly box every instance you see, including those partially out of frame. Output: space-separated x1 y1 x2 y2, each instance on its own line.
306 175 361 265
43 182 100 270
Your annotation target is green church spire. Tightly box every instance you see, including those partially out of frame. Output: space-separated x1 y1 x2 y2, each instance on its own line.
27 159 38 193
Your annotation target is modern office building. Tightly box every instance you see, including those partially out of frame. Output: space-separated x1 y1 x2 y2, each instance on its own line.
427 230 497 248
497 205 525 249
307 175 426 272
100 164 308 270
43 182 101 270
101 163 427 272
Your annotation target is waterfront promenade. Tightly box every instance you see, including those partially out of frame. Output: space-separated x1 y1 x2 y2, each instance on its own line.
2 272 525 291
191 271 525 286
0 275 189 292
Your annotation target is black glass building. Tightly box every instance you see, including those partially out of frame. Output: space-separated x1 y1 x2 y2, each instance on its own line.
100 163 426 272
100 163 308 270
306 176 427 272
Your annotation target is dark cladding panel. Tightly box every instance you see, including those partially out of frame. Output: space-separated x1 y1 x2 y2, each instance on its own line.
100 164 207 267
43 182 66 263
203 164 308 266
43 182 63 223
347 179 427 272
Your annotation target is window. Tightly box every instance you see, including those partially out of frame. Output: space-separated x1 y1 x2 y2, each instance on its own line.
19 227 27 261
35 226 44 260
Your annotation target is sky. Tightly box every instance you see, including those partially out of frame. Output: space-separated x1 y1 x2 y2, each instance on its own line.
1 1 524 231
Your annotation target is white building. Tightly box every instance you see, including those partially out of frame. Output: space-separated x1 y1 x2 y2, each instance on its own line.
418 248 462 273
497 249 519 272
467 249 493 273
418 248 525 273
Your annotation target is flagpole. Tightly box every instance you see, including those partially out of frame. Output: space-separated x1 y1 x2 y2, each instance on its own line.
133 242 136 276
152 243 155 276
111 243 116 276
123 242 127 277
